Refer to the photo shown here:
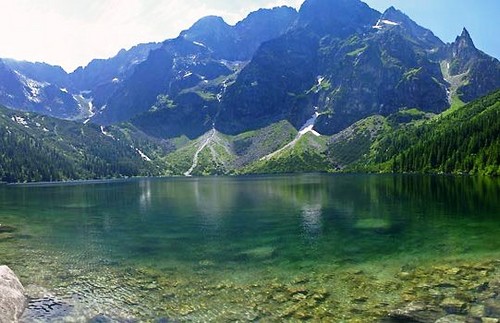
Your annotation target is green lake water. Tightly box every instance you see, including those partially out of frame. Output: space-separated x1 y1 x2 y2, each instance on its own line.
0 174 499 321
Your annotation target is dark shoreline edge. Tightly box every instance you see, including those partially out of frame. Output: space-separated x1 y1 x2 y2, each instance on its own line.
3 171 498 187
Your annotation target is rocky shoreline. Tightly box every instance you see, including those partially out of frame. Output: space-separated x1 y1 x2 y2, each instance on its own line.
1 259 500 322
0 266 26 323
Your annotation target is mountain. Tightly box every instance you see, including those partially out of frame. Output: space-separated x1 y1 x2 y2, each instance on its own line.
2 59 69 87
0 0 499 181
179 16 235 60
91 6 298 126
217 1 498 136
1 0 498 135
217 28 321 134
217 0 450 135
69 42 161 112
0 42 161 121
70 42 161 91
0 59 85 119
91 38 233 131
179 7 298 61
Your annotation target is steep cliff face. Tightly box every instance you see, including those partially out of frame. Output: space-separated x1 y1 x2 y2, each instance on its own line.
314 22 449 135
217 29 320 134
217 0 453 136
445 28 500 102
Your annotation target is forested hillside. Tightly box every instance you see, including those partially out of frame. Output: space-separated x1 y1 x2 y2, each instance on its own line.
0 106 168 182
353 90 500 175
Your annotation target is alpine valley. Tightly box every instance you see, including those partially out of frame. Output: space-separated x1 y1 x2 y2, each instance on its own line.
1 0 499 182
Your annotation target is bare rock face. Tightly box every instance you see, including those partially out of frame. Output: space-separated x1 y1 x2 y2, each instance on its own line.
0 266 27 323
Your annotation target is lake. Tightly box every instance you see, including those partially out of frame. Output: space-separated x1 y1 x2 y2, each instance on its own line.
0 174 499 321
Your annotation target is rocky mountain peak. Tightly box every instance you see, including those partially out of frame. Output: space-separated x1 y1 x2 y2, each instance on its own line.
376 6 443 49
180 15 232 43
180 15 231 41
380 6 407 22
297 0 380 37
456 27 476 49
235 6 297 33
188 16 229 30
179 7 297 61
450 27 478 61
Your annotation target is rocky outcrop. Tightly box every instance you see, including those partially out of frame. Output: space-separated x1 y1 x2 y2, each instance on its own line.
0 266 27 322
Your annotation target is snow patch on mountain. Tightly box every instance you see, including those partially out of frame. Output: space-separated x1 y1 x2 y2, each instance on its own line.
73 93 96 121
193 41 206 48
15 71 47 103
261 111 322 161
100 126 115 140
11 116 29 128
373 19 400 30
134 147 151 161
298 112 321 136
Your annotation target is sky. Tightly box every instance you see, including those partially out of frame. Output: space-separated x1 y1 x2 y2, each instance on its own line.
0 0 498 72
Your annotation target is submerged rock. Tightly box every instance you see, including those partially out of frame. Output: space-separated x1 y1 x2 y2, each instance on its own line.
354 219 391 231
22 296 73 321
0 224 16 233
485 298 500 317
239 246 276 260
0 265 27 323
481 318 500 323
387 301 445 322
89 314 116 323
440 297 467 314
434 314 467 322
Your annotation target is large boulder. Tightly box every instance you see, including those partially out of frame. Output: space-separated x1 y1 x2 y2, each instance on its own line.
0 266 26 322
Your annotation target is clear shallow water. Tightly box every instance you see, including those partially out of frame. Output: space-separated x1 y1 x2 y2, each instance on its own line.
0 174 499 321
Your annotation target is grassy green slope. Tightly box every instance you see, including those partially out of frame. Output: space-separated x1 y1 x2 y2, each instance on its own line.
164 121 297 176
164 130 235 176
241 132 330 174
328 115 391 170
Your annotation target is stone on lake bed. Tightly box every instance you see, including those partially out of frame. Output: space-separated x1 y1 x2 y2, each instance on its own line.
0 265 27 323
440 297 467 314
61 203 96 209
481 318 499 323
435 314 468 322
239 246 276 259
388 301 445 322
22 296 73 321
485 298 500 317
88 314 115 323
470 304 486 318
354 218 391 231
0 233 15 242
0 224 16 233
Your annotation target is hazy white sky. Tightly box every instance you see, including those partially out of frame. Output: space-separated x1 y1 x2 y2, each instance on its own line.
0 0 302 72
0 0 498 72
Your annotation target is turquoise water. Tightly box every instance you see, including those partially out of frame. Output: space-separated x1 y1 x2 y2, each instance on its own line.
0 174 499 321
